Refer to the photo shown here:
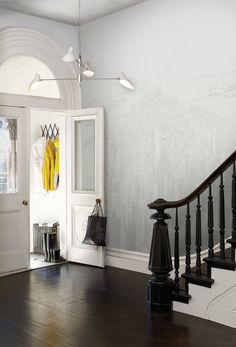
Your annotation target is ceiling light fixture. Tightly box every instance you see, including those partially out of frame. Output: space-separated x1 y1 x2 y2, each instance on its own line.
28 0 134 92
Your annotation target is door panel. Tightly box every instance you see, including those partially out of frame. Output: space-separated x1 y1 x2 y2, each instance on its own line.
0 106 29 274
67 108 105 267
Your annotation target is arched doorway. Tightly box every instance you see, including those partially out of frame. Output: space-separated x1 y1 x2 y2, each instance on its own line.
0 27 80 273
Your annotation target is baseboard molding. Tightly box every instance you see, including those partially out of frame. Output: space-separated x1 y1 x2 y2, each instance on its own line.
105 248 151 274
105 242 230 276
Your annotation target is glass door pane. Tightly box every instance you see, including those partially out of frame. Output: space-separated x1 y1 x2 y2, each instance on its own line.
0 118 18 194
74 118 95 192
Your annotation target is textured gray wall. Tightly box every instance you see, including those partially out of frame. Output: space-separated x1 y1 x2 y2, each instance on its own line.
81 0 236 254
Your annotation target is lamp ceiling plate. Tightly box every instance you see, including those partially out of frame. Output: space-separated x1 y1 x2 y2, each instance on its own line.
0 0 147 25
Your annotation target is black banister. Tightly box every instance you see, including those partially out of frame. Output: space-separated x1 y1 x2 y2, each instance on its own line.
148 151 236 210
147 150 236 312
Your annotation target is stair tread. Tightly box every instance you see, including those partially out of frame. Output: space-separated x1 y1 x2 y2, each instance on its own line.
171 241 235 306
204 255 235 264
203 255 236 271
227 238 236 247
186 262 208 275
182 272 214 288
189 248 233 273
171 289 191 304
213 247 232 258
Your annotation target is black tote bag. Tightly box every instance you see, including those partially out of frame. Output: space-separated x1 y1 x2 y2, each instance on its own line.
82 199 107 247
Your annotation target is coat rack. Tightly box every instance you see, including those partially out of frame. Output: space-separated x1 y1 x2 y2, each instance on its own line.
41 124 59 139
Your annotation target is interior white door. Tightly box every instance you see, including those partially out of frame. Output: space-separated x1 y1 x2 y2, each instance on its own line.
67 108 105 267
0 106 29 274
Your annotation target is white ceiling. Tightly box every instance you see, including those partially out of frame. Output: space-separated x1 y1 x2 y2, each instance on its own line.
0 0 147 25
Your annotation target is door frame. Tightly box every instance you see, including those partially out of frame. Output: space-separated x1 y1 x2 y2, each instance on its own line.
0 103 70 276
29 107 67 260
0 104 105 274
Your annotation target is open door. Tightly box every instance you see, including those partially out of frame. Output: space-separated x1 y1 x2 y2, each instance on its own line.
0 106 29 274
67 108 105 267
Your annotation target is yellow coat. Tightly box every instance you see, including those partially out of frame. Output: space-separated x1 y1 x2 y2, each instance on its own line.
42 139 55 191
54 137 60 186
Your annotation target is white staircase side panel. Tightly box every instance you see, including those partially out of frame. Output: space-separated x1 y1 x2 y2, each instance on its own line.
207 284 236 329
173 267 236 328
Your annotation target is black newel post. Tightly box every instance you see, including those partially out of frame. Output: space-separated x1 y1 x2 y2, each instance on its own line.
147 199 175 312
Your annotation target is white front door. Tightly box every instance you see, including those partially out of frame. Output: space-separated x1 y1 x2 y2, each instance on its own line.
0 106 29 274
67 108 105 267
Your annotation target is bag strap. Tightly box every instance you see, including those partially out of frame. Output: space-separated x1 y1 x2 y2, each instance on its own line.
91 202 99 216
97 200 104 217
91 199 104 216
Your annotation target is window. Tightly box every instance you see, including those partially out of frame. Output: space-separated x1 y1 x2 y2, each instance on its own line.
74 119 96 192
0 118 18 194
0 55 60 98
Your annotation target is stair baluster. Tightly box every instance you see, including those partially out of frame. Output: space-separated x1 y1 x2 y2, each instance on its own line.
185 203 191 275
227 162 236 259
208 184 214 258
196 195 202 276
232 162 236 242
219 173 225 259
228 162 236 260
174 208 180 292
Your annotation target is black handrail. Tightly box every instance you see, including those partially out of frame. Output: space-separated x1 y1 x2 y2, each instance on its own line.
148 150 236 210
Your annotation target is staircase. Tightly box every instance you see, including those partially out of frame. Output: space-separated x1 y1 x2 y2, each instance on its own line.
147 150 236 328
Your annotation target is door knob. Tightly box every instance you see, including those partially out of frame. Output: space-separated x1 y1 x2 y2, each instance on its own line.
22 200 28 206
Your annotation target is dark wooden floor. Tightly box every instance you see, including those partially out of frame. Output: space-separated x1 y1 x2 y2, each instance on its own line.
0 264 235 347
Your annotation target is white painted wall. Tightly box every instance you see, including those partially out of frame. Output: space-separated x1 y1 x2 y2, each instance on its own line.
81 0 236 253
0 7 77 51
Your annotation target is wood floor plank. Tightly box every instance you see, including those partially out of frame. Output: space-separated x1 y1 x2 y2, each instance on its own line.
0 263 235 346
